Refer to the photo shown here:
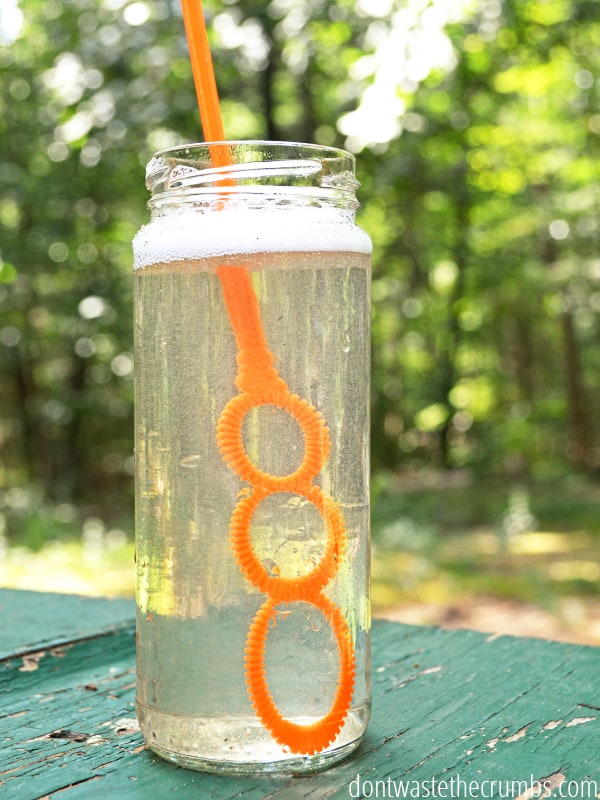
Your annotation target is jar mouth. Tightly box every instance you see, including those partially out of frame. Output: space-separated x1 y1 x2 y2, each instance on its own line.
146 141 359 210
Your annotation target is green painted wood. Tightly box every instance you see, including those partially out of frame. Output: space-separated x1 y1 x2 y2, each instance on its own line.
0 588 134 659
1 590 599 799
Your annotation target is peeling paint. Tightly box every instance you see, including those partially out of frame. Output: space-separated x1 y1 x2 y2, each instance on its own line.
18 652 45 672
542 720 563 731
505 724 530 742
515 771 566 800
421 665 443 676
49 646 70 658
566 716 596 727
103 717 140 734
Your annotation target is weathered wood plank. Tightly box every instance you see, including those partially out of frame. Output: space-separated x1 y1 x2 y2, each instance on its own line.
1 591 599 799
0 588 134 660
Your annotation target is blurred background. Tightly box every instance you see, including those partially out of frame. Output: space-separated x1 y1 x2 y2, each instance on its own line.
1 0 599 645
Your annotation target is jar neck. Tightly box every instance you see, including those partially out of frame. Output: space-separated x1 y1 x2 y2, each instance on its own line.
145 141 360 213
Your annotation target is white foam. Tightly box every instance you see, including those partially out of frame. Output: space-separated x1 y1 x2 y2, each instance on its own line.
133 207 372 269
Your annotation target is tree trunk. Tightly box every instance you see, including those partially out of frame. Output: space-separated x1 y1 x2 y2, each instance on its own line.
561 305 593 471
438 168 470 469
262 26 281 141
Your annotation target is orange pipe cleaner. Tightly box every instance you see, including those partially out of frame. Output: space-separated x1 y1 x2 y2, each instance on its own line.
216 265 356 754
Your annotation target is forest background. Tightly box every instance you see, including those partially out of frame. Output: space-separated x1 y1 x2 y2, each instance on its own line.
1 0 600 644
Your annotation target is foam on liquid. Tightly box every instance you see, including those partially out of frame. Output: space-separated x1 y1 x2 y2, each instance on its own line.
133 207 372 269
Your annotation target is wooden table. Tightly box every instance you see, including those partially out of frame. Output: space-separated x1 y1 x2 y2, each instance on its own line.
1 588 599 799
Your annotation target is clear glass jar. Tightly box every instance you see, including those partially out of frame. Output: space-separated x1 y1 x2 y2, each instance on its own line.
133 141 371 774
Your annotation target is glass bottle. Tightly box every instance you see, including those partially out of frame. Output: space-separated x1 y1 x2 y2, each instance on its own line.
133 141 371 774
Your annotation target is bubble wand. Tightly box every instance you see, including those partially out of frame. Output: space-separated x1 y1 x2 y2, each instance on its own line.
180 0 355 754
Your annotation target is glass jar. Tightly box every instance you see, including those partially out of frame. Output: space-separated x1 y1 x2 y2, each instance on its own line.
133 141 371 774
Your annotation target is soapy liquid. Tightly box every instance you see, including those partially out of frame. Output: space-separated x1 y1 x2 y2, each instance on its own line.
134 250 370 773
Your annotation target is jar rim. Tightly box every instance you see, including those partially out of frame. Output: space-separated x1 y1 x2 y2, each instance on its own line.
145 140 359 209
150 140 354 164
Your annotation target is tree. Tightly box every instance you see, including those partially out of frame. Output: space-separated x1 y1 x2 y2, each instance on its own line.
353 0 600 479
1 0 599 541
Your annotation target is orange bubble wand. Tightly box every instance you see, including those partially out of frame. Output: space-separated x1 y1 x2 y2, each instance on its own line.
180 0 355 754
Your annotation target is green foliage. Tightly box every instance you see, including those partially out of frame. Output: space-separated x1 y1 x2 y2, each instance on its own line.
360 0 600 477
1 0 600 543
